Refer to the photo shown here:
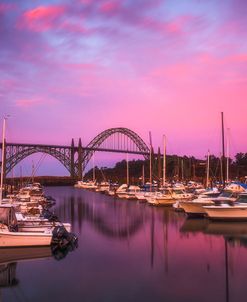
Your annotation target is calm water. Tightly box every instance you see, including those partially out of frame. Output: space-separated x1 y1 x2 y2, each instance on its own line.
2 186 247 302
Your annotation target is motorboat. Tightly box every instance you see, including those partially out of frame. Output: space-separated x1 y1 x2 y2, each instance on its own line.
0 205 53 247
148 187 194 207
179 189 221 216
74 180 97 189
96 182 110 193
15 212 71 233
204 192 247 220
0 204 78 249
116 184 128 198
122 186 141 200
146 189 175 206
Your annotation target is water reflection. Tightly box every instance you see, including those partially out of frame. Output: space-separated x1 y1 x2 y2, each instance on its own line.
0 246 52 302
180 217 247 302
3 186 247 302
180 217 247 239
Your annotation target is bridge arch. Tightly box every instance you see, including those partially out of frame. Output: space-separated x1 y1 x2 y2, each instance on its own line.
3 127 150 179
80 127 150 171
5 145 72 176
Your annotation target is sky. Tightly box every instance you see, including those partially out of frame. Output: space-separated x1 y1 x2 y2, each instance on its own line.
1 0 247 175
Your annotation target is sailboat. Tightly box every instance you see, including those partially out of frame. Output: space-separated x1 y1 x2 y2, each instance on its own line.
202 113 247 220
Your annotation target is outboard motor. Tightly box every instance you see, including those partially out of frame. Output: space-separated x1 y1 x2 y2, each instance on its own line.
51 225 78 253
44 195 56 207
42 209 59 222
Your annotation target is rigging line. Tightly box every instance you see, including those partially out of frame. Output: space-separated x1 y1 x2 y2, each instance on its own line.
31 153 45 177
34 152 47 175
26 152 47 184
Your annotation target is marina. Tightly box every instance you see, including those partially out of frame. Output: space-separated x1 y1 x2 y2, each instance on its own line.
1 0 247 300
2 186 247 301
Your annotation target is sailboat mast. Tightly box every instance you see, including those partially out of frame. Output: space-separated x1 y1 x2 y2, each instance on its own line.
163 135 166 187
0 117 7 204
142 164 145 186
206 150 210 188
226 128 230 184
221 112 226 188
149 131 152 192
126 152 129 186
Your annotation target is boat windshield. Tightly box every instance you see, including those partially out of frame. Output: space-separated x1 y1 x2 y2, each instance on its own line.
173 190 184 194
161 189 171 195
219 191 233 198
236 195 247 203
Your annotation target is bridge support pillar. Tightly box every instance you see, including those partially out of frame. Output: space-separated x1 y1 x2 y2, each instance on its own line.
70 139 75 179
78 138 83 180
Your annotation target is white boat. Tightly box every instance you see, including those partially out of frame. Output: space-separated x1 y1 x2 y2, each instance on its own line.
96 182 110 193
179 189 220 216
123 186 141 199
74 180 97 189
179 199 214 216
116 184 128 198
15 212 71 233
204 192 247 220
148 187 193 207
146 190 175 206
0 205 52 247
135 191 149 201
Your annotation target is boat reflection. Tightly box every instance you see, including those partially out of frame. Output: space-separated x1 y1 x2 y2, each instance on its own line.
0 246 51 289
0 263 18 288
180 217 209 234
180 217 247 245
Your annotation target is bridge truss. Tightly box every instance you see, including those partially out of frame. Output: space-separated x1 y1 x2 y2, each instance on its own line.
0 127 151 180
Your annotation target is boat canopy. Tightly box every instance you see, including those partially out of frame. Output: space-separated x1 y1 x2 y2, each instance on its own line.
0 206 17 228
225 182 247 192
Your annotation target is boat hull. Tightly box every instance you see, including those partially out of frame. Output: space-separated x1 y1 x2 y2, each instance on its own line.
0 231 52 247
147 198 175 206
180 201 214 216
204 206 247 221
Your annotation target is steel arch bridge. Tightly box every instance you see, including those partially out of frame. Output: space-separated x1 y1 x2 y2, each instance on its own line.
1 127 150 180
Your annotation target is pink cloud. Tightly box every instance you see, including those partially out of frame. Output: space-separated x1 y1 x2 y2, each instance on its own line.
59 20 89 34
15 97 57 108
19 5 65 32
15 98 42 108
99 1 121 14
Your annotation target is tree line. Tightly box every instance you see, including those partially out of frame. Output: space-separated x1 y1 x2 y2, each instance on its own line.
84 152 247 184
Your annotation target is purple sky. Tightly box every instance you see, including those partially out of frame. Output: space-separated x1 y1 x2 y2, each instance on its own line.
1 0 247 175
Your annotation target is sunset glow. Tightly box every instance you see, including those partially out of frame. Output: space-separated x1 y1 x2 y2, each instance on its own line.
1 0 247 172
